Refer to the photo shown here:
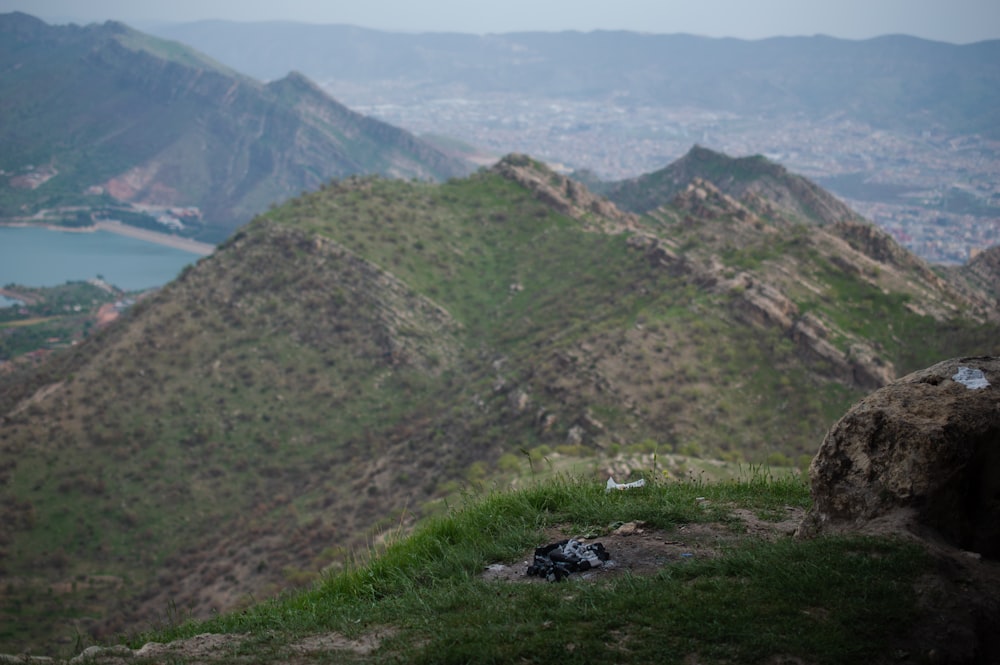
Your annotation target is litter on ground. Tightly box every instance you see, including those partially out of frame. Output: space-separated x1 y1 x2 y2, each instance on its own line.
605 477 646 492
526 539 611 582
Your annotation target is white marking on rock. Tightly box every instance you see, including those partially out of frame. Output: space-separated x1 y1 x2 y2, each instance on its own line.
953 366 990 390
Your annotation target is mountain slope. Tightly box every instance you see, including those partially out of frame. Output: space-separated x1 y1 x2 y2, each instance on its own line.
602 146 1000 323
0 13 472 240
598 145 857 226
1 151 997 654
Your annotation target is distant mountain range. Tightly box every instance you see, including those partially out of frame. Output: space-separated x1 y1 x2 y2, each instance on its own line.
0 13 473 241
150 20 1000 139
2 145 998 653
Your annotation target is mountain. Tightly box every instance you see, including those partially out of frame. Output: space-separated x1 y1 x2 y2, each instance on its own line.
150 21 1000 139
599 145 997 317
0 13 472 241
596 145 862 225
2 148 998 655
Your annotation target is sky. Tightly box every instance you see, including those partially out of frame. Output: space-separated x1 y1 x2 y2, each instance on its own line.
2 0 999 44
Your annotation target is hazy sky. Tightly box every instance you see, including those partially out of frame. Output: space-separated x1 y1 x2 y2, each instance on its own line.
2 0 998 43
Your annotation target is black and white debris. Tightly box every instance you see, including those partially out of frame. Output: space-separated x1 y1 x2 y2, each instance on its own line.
526 539 611 582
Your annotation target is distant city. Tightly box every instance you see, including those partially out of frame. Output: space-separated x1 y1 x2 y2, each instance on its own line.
336 86 1000 265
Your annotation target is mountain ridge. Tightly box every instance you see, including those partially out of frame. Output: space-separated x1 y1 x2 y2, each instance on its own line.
598 145 860 225
601 146 999 323
2 148 998 653
0 13 473 240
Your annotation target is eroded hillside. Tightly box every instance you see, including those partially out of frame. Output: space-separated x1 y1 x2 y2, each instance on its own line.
1 150 997 655
0 12 472 239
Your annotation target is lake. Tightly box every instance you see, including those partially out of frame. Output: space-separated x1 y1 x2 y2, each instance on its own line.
0 226 205 293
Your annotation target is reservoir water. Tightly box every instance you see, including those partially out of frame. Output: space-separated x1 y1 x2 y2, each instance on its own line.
0 226 204 293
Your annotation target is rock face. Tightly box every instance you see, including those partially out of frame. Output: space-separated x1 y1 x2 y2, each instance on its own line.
801 356 1000 558
965 245 1000 305
492 154 640 232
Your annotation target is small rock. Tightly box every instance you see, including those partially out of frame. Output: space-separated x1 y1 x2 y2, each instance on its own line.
613 521 646 536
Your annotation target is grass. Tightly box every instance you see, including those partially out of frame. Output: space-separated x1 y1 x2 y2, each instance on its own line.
129 472 929 664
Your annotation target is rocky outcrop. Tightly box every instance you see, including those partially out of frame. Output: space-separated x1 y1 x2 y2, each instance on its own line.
831 218 953 290
626 232 717 288
788 312 894 389
672 178 762 224
728 273 893 390
800 356 1000 664
964 245 1000 304
492 154 640 232
801 356 1000 558
628 216 896 392
605 146 861 228
730 275 797 330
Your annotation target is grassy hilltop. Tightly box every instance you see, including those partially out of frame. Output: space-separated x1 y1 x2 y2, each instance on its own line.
116 472 936 664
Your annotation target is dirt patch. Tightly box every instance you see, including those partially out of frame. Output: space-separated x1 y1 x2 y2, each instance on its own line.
481 507 806 583
10 381 64 416
133 633 248 662
95 303 119 327
65 628 398 664
730 506 803 540
480 506 1000 662
288 628 396 657
68 633 248 664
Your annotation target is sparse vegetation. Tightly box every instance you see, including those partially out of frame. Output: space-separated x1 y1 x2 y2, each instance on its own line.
1 152 996 657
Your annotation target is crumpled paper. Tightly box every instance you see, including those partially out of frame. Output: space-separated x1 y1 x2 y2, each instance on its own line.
605 477 646 492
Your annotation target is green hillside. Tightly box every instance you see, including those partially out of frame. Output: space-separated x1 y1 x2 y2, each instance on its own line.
599 145 864 227
0 12 472 241
1 150 997 655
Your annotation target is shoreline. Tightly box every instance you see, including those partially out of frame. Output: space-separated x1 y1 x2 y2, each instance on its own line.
0 221 216 256
93 221 216 256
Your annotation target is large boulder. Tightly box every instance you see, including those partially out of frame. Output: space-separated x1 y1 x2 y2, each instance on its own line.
800 356 1000 558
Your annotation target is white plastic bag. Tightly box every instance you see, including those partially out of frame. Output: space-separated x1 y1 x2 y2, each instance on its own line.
605 477 646 492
